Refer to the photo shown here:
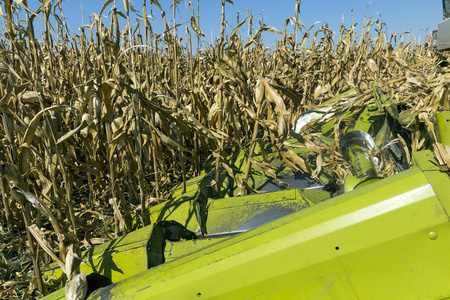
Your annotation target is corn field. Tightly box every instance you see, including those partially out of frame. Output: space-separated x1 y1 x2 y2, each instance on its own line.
0 0 449 298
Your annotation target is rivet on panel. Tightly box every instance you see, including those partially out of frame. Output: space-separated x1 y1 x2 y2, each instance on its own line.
428 231 438 240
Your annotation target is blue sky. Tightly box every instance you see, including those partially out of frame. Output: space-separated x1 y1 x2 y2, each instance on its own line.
2 0 444 47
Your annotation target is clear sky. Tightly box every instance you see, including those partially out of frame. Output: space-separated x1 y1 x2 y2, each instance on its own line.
2 0 445 47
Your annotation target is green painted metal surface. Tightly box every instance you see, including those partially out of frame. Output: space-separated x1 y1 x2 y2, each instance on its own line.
412 150 450 214
43 188 330 284
436 111 450 146
150 188 330 234
75 160 449 299
43 226 153 283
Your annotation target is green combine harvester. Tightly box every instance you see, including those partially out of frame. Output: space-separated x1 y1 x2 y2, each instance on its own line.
43 86 450 299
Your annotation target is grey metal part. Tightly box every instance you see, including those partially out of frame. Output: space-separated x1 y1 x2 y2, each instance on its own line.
236 208 296 231
444 0 450 19
340 131 377 159
437 18 450 51
258 171 322 193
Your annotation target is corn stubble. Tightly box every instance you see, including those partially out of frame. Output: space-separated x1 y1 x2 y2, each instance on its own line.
0 0 449 298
